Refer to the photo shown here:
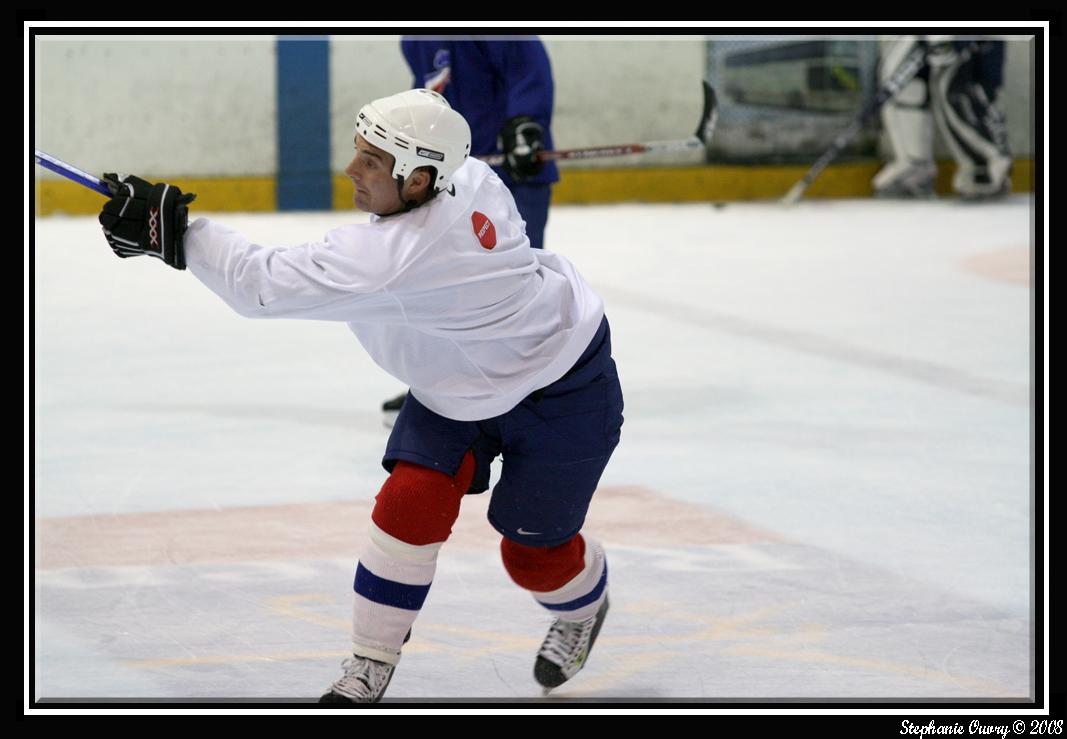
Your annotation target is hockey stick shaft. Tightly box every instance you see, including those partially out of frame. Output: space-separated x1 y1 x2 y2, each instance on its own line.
481 81 718 166
34 149 112 196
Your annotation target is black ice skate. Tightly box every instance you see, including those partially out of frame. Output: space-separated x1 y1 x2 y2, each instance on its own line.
534 596 609 695
319 655 396 704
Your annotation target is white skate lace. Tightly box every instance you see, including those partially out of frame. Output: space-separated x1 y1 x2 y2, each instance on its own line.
539 615 596 667
331 656 392 700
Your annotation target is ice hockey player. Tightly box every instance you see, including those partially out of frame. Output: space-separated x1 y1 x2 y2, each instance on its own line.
96 88 623 703
872 35 1012 200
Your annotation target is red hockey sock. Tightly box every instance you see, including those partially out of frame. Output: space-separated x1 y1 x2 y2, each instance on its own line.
372 452 476 545
500 534 587 592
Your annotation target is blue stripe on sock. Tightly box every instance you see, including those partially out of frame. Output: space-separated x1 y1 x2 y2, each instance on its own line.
540 561 608 612
354 563 431 611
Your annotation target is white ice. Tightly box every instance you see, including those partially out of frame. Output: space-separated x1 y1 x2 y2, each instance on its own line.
31 196 1038 706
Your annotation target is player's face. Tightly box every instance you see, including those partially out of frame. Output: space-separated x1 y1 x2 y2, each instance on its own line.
345 136 405 216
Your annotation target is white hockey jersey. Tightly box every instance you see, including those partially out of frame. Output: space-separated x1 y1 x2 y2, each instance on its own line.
183 157 605 421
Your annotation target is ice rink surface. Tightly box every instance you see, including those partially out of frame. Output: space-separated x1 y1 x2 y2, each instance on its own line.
31 195 1039 707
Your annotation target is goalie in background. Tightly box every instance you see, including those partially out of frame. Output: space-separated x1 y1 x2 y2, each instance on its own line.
872 36 1012 200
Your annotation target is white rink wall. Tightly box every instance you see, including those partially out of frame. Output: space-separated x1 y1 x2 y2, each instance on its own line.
34 36 279 178
34 34 1034 182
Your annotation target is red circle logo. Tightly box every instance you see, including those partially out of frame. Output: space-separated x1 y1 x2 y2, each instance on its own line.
471 211 497 250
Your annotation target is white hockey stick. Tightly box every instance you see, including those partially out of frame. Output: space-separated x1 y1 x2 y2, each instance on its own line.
481 81 718 166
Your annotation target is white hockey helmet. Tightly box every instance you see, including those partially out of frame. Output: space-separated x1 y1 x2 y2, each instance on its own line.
355 89 471 193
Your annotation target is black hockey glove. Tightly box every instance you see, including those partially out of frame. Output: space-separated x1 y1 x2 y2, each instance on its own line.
98 173 196 270
497 116 546 182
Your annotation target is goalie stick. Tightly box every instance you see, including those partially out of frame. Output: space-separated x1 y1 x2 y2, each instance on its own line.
481 81 718 166
780 42 929 205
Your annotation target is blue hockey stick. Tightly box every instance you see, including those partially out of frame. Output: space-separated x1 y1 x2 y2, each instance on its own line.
34 149 111 197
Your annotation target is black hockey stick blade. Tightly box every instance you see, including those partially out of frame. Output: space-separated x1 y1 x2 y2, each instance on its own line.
696 80 718 145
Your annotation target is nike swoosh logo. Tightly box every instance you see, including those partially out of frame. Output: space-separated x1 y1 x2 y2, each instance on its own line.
517 528 542 536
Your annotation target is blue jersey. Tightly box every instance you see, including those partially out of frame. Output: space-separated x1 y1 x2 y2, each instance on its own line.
401 37 560 188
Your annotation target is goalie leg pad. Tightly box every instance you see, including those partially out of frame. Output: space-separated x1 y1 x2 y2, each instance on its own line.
873 37 937 197
872 36 937 197
930 54 1012 197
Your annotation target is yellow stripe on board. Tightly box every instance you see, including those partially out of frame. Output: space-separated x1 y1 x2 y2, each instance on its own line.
35 160 1035 216
553 158 1035 204
333 174 356 211
35 177 276 216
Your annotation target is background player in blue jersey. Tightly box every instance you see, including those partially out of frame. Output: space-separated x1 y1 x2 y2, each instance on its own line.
401 36 558 250
383 37 561 426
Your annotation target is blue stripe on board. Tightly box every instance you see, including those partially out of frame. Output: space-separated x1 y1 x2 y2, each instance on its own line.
540 562 608 612
276 37 331 211
354 563 431 611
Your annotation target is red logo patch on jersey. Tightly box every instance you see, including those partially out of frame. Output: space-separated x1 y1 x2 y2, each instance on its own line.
471 211 497 250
